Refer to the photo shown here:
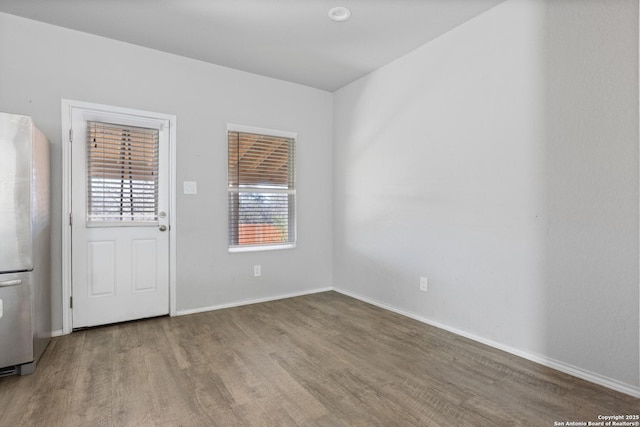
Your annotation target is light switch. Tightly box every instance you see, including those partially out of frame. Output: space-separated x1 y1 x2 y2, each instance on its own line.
183 181 197 195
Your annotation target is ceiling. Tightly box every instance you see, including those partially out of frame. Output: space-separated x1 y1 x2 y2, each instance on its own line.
0 0 505 91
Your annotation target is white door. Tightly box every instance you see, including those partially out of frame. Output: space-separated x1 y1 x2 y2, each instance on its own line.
70 107 170 328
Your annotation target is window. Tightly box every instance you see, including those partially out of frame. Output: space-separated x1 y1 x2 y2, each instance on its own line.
86 121 159 224
227 126 296 251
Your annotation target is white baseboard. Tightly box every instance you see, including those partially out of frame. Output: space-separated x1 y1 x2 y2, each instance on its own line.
50 329 64 338
333 287 640 398
176 287 334 317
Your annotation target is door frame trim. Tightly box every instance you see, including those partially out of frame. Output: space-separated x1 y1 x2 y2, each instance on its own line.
60 99 177 334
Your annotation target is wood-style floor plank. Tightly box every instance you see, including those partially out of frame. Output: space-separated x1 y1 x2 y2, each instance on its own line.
0 291 637 426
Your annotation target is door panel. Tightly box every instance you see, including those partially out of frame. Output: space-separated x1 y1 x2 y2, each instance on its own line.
87 241 115 297
71 107 169 328
132 239 157 293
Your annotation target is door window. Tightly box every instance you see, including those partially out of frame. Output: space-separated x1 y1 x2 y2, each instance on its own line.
86 121 159 225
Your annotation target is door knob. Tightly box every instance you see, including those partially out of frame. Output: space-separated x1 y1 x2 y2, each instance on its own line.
159 225 167 232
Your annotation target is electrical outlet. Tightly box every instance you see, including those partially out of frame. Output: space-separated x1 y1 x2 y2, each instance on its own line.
420 277 428 292
254 265 261 277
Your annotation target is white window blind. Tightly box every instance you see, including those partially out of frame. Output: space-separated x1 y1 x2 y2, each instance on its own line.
228 130 296 249
86 121 159 223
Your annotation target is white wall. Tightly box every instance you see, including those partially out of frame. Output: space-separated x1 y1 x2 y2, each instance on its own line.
333 0 640 390
0 12 333 329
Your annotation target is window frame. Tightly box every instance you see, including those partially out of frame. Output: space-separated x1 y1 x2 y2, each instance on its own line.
227 124 297 253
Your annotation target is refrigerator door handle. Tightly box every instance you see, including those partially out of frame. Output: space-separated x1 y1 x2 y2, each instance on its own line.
0 279 22 287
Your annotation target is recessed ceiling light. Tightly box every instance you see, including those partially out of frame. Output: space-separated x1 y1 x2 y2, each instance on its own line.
328 6 351 22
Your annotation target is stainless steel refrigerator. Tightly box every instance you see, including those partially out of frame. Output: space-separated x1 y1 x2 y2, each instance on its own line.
0 112 51 376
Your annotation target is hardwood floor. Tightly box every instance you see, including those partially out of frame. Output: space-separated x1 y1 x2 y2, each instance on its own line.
1 291 637 426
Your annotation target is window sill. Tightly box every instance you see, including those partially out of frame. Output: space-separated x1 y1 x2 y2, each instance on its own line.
228 243 296 253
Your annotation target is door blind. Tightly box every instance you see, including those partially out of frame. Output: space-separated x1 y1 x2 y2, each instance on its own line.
86 121 159 223
228 131 296 248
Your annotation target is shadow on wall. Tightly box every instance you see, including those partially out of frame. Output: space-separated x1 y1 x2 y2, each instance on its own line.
542 0 639 386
